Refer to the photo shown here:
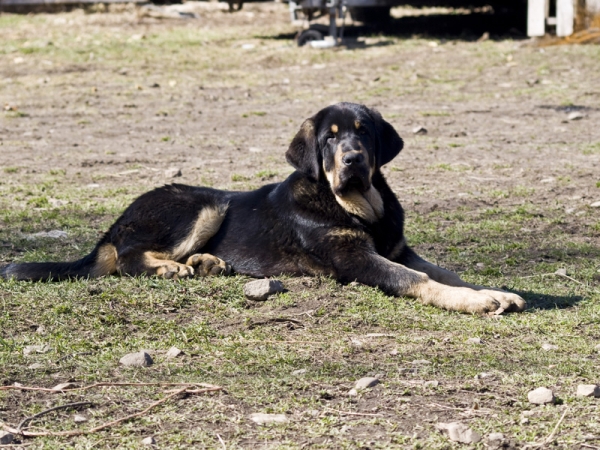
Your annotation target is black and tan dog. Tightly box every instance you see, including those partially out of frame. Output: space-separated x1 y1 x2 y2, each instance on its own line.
1 103 525 314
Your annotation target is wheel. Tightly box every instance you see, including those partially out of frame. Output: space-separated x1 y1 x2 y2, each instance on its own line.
349 6 391 24
297 29 324 47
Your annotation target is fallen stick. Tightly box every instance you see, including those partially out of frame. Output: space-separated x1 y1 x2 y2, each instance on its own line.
323 406 384 417
523 407 569 449
17 402 93 431
2 386 222 438
0 381 220 393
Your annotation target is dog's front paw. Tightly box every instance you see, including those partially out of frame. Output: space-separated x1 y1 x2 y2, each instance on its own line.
156 263 195 279
478 289 526 313
186 253 231 277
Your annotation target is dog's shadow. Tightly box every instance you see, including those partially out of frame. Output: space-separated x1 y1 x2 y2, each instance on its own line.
514 290 585 311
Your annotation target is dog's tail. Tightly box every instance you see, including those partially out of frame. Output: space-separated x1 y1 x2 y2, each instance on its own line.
0 242 118 282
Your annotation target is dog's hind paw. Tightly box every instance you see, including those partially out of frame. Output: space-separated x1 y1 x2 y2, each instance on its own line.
186 253 231 277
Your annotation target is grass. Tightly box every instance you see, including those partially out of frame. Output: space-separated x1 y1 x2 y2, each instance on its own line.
1 4 600 448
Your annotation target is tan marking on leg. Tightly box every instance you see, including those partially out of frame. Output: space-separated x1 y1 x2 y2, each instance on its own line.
186 253 231 277
171 205 228 262
409 278 501 314
331 124 338 134
143 251 194 279
405 258 526 312
90 243 118 277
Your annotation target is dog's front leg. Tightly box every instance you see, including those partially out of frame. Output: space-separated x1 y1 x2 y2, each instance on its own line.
335 252 505 314
395 246 526 313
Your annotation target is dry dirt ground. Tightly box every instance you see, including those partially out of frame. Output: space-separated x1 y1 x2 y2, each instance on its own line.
1 3 600 449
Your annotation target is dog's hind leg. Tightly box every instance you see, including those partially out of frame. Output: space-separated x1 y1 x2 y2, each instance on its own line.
116 250 195 279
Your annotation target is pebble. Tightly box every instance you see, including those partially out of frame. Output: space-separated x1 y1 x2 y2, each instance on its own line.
249 413 288 424
119 351 153 367
576 384 600 397
436 422 482 444
474 372 495 380
555 268 567 276
166 346 184 359
73 414 88 423
424 380 439 388
164 167 182 178
595 344 600 352
590 201 600 208
348 377 379 396
0 431 14 445
292 369 307 375
23 344 52 355
243 279 284 301
28 363 45 370
249 147 263 153
411 359 431 365
466 337 483 345
141 436 156 445
542 343 558 351
487 432 505 449
568 111 584 120
528 387 555 404
412 126 427 135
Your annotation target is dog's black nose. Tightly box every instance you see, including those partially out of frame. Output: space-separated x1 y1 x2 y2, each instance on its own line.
342 152 364 166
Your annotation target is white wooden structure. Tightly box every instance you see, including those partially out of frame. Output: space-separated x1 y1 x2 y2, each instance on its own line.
529 0 600 36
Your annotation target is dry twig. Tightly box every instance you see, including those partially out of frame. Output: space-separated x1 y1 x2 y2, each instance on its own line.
17 402 93 431
523 407 569 449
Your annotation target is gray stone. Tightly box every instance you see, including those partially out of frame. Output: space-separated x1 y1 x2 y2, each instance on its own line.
412 126 427 135
166 346 184 359
555 268 567 276
119 351 153 367
466 337 483 345
141 436 156 445
411 359 431 365
349 377 379 396
243 279 284 301
74 414 88 423
568 111 584 121
164 167 182 178
528 387 555 404
576 384 600 397
542 343 558 351
590 201 600 208
595 343 600 352
474 372 495 380
487 432 505 449
0 431 14 445
424 380 439 388
292 369 307 375
27 363 44 369
436 422 482 444
249 413 288 424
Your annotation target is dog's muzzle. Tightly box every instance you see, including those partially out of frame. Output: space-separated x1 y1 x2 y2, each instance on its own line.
336 151 371 196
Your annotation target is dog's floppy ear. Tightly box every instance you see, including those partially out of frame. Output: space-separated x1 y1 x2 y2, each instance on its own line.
286 118 320 180
369 108 403 167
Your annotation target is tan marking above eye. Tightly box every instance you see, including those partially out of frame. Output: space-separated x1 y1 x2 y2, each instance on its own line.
331 124 338 134
354 120 361 129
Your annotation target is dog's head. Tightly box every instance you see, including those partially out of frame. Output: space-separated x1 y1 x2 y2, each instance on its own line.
286 103 403 196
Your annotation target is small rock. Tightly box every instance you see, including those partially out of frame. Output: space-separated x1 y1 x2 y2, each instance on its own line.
389 349 399 356
292 369 307 375
412 126 427 135
52 382 78 391
119 351 153 367
166 346 184 359
141 436 156 445
520 417 530 424
576 384 600 397
243 279 284 301
23 344 52 355
249 413 288 424
590 201 600 208
249 147 263 153
73 414 88 423
595 343 600 352
542 343 558 351
349 377 379 396
568 111 584 121
350 338 363 347
424 380 439 388
28 363 44 369
555 268 567 276
466 337 483 345
487 432 505 449
474 372 495 380
0 431 14 445
164 167 182 178
436 422 482 444
528 387 555 404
